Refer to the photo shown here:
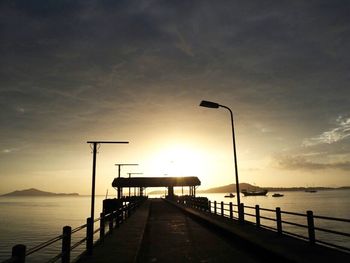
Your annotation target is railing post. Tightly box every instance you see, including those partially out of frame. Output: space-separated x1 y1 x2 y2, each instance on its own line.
116 210 120 228
109 213 114 233
229 202 233 219
307 210 315 244
208 201 211 213
100 212 105 241
86 217 93 255
239 203 244 223
255 205 260 228
221 201 224 216
128 203 132 217
62 226 71 263
276 207 282 235
123 206 126 221
214 201 217 215
12 244 26 263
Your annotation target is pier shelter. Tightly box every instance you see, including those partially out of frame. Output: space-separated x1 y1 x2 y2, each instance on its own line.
112 176 201 199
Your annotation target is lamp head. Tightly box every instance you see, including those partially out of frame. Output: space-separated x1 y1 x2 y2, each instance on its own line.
199 100 220 108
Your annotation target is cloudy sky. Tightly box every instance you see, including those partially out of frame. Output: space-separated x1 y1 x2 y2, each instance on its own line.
0 0 349 194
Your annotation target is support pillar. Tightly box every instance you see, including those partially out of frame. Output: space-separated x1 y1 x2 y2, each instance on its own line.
168 186 174 197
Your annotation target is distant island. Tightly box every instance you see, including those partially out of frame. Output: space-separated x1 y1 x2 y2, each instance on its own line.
1 188 79 197
201 183 350 193
148 183 350 194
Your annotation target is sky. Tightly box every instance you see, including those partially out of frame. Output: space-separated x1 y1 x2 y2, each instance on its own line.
0 0 349 195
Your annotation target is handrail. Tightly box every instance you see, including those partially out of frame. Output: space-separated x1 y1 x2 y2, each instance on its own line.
2 197 147 263
26 235 63 256
180 196 350 253
72 224 87 234
314 214 350 223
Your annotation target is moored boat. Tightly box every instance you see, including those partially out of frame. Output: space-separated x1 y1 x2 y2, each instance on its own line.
305 189 317 193
224 193 235 198
241 189 268 196
272 193 284 197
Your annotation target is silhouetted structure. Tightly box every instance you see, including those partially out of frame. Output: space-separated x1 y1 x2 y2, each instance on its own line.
112 176 201 198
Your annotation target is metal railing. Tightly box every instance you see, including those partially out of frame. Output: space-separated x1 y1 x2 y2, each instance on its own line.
2 197 147 263
180 196 350 253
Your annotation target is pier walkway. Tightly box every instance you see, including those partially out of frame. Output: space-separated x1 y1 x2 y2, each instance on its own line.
80 198 349 263
137 199 260 263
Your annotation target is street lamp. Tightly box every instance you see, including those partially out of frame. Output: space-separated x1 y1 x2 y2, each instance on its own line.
199 100 241 208
115 163 138 198
127 172 143 196
86 141 129 225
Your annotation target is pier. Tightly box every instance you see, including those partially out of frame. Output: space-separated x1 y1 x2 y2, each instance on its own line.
3 177 350 263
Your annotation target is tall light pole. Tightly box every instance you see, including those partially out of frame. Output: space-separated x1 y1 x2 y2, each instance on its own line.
199 100 241 208
87 141 129 223
115 163 138 198
127 172 143 196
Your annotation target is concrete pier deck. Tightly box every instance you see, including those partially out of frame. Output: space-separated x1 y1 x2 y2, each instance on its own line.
137 199 261 263
80 198 350 263
81 200 150 263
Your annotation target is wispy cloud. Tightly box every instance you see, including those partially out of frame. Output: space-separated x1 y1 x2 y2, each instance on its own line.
276 155 350 171
1 148 19 154
303 116 350 147
174 29 194 57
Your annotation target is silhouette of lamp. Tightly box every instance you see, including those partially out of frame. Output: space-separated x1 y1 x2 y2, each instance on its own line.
115 164 138 199
87 141 129 223
199 100 241 209
127 172 143 196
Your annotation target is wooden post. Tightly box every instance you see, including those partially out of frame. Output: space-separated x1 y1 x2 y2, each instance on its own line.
62 226 71 263
116 210 120 228
307 210 315 244
221 201 224 216
100 212 105 241
109 213 114 233
123 206 126 221
255 205 260 228
214 201 217 215
239 203 244 223
276 207 282 235
128 203 132 217
208 200 211 213
12 244 26 263
229 202 233 219
86 218 93 255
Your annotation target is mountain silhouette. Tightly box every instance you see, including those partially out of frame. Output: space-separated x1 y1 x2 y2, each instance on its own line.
1 188 79 197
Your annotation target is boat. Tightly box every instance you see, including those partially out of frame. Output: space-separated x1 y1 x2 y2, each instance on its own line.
305 189 317 193
241 189 268 196
224 193 235 198
272 193 284 197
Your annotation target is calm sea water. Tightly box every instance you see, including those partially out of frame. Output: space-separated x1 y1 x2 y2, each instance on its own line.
0 190 349 262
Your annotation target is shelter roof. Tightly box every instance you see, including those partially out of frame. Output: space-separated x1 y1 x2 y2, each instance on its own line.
112 176 201 187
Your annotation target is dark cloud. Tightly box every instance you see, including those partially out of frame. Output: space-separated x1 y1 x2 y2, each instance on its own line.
276 155 350 171
1 0 350 157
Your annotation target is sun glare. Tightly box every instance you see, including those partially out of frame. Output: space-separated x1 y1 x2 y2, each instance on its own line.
144 144 205 177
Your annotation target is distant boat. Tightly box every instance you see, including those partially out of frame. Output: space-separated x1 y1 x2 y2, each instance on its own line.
305 189 317 193
224 193 235 198
241 189 268 196
272 193 284 197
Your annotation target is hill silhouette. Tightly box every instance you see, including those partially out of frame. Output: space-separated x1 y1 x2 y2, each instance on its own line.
198 184 349 193
148 183 350 195
199 183 259 193
1 188 79 197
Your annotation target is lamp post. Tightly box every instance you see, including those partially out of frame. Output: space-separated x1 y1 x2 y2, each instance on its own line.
115 164 138 198
127 172 143 197
86 141 129 224
199 100 241 208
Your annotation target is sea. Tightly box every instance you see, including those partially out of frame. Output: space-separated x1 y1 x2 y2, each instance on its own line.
0 189 349 262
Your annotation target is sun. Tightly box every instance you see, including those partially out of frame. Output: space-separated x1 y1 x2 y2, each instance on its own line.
144 144 206 177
